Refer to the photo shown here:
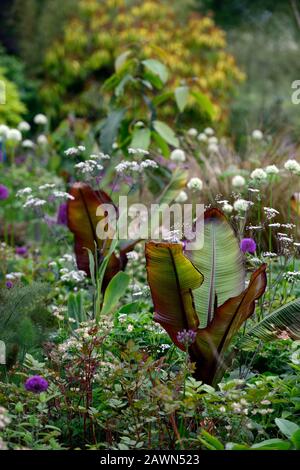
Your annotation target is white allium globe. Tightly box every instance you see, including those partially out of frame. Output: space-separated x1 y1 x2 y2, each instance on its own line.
250 168 267 181
252 129 263 140
187 177 203 191
170 148 186 163
175 191 188 203
6 128 22 142
232 175 246 188
34 113 48 125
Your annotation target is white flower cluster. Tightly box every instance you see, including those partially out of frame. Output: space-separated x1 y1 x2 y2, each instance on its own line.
170 148 186 163
115 159 158 174
233 199 252 212
283 271 300 282
64 145 86 156
187 177 203 191
0 125 22 142
250 168 267 181
252 129 263 140
232 175 245 188
23 196 47 208
60 268 87 283
75 160 103 174
22 139 35 149
33 113 48 125
265 164 279 175
264 207 279 220
5 272 23 281
18 121 31 132
284 159 300 175
128 147 149 155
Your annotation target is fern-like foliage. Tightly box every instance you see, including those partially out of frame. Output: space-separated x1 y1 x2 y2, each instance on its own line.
0 282 52 367
241 298 300 348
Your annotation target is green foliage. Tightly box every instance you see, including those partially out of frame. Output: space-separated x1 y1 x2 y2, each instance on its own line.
0 66 26 125
0 283 52 367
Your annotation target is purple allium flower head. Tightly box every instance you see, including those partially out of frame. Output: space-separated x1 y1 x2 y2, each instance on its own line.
177 329 197 348
240 238 256 254
0 184 9 200
6 281 13 289
57 202 68 225
24 375 49 393
15 246 28 256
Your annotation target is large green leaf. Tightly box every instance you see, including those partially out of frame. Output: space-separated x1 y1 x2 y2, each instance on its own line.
145 241 203 349
142 59 169 84
241 298 300 348
100 108 126 153
130 127 151 150
190 264 267 385
186 208 245 328
153 120 179 147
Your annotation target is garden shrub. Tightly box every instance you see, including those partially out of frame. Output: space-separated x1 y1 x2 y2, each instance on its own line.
41 0 244 125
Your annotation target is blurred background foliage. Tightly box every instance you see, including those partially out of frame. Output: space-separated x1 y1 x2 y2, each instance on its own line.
0 0 300 140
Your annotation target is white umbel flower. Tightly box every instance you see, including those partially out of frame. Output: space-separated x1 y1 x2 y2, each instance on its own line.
6 128 22 142
250 168 267 181
284 159 300 175
175 191 188 203
234 199 251 212
18 121 31 132
265 165 279 175
208 136 218 145
232 175 246 188
170 148 186 163
252 129 263 140
187 177 203 191
34 113 48 125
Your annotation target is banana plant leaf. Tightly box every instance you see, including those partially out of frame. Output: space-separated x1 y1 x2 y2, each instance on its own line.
145 241 203 349
67 182 126 282
190 264 267 385
145 208 268 386
240 297 300 348
186 208 245 328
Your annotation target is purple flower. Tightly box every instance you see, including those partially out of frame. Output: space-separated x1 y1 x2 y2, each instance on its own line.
6 281 13 289
24 375 49 393
0 184 9 200
57 203 68 225
15 246 28 256
177 329 197 348
240 238 256 254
